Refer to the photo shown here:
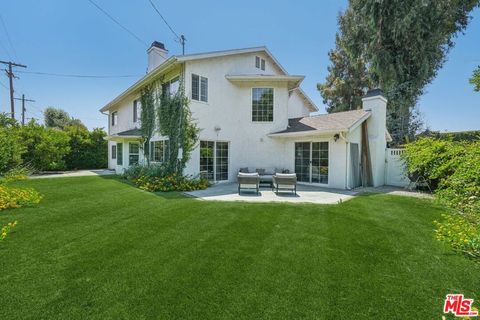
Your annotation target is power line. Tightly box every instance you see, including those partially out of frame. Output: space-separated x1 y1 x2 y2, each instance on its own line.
147 0 186 54
86 0 148 47
16 70 142 79
0 14 18 60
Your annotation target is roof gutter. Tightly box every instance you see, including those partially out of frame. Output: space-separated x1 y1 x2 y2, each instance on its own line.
99 56 178 112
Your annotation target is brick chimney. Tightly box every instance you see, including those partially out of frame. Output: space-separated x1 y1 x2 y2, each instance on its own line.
147 41 168 73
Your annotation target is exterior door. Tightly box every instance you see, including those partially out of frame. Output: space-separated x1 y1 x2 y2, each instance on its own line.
295 142 329 184
200 141 229 182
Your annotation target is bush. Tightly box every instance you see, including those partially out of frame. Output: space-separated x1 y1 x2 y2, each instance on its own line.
19 121 70 171
0 123 25 175
0 185 42 211
123 163 168 180
403 137 480 259
0 166 31 184
64 125 107 170
133 173 209 192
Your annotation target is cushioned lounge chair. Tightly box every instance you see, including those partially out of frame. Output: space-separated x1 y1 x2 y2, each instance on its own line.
237 172 260 195
272 173 297 195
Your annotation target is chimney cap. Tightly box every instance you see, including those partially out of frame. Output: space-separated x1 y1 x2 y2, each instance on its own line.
149 41 166 51
364 88 385 98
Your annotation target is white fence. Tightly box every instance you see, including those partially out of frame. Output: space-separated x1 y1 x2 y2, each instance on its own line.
385 148 409 187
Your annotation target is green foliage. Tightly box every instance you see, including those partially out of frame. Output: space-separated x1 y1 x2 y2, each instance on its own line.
140 84 157 164
63 125 107 170
123 163 208 192
0 117 25 175
418 129 480 141
318 0 479 145
19 120 71 171
158 90 200 175
44 107 86 130
122 163 167 180
133 173 209 192
0 166 30 184
403 137 480 258
471 66 480 91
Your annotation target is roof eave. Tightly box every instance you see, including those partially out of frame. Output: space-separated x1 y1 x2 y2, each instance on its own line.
99 56 178 112
268 128 348 138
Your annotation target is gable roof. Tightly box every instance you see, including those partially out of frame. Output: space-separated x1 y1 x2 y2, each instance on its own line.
269 109 371 137
100 46 316 112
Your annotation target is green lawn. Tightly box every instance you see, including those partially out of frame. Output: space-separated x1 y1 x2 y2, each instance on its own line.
0 176 478 319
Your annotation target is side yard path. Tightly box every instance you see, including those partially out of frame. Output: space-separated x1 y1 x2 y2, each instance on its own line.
0 176 477 319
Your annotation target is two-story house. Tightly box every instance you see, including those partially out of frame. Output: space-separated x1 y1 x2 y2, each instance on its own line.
100 42 391 189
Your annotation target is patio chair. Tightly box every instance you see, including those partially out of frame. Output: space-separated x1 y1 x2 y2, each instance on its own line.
406 172 432 193
272 173 297 195
237 172 260 195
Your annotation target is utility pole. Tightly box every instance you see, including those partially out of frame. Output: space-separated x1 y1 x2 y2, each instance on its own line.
14 94 35 125
180 35 186 55
0 60 27 119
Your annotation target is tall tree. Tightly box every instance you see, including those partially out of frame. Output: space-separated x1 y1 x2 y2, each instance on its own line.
471 66 480 91
44 107 86 130
319 0 479 145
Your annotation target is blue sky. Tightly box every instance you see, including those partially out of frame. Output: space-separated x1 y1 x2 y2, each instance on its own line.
1 0 479 131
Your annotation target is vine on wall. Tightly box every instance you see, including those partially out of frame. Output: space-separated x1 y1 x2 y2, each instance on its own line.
140 79 199 175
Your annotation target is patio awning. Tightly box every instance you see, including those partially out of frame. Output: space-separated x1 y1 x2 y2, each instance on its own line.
269 110 371 138
105 128 143 141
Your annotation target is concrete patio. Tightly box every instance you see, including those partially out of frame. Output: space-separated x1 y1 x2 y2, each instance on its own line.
184 183 358 204
184 183 433 204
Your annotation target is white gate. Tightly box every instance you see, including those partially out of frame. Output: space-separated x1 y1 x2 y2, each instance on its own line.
385 148 409 187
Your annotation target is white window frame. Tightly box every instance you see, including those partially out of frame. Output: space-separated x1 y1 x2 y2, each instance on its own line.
255 56 265 71
149 140 167 163
251 87 274 122
199 140 229 182
128 142 140 166
191 73 208 103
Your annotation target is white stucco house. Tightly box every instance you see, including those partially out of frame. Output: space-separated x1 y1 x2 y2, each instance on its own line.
100 42 394 189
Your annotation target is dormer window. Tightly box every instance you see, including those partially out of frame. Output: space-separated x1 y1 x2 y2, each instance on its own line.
255 56 265 71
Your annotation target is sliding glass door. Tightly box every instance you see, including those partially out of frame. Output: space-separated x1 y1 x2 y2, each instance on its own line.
295 142 328 184
200 141 229 182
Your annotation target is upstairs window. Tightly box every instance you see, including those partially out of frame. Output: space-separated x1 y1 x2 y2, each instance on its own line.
133 100 139 122
255 56 265 71
111 111 118 126
162 77 180 97
192 74 208 102
252 88 274 122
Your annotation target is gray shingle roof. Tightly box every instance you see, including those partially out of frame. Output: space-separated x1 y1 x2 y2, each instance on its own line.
271 109 370 135
116 128 142 136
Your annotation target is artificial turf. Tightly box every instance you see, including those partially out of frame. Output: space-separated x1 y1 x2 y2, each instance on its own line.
0 176 478 319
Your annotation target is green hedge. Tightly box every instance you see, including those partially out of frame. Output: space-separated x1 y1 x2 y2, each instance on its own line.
403 137 480 258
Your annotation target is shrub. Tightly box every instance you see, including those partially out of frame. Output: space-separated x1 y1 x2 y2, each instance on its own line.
19 121 70 171
0 166 31 184
123 163 168 181
403 137 480 259
133 173 209 192
434 214 480 259
0 185 42 211
0 125 25 175
63 125 107 170
1 221 18 241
